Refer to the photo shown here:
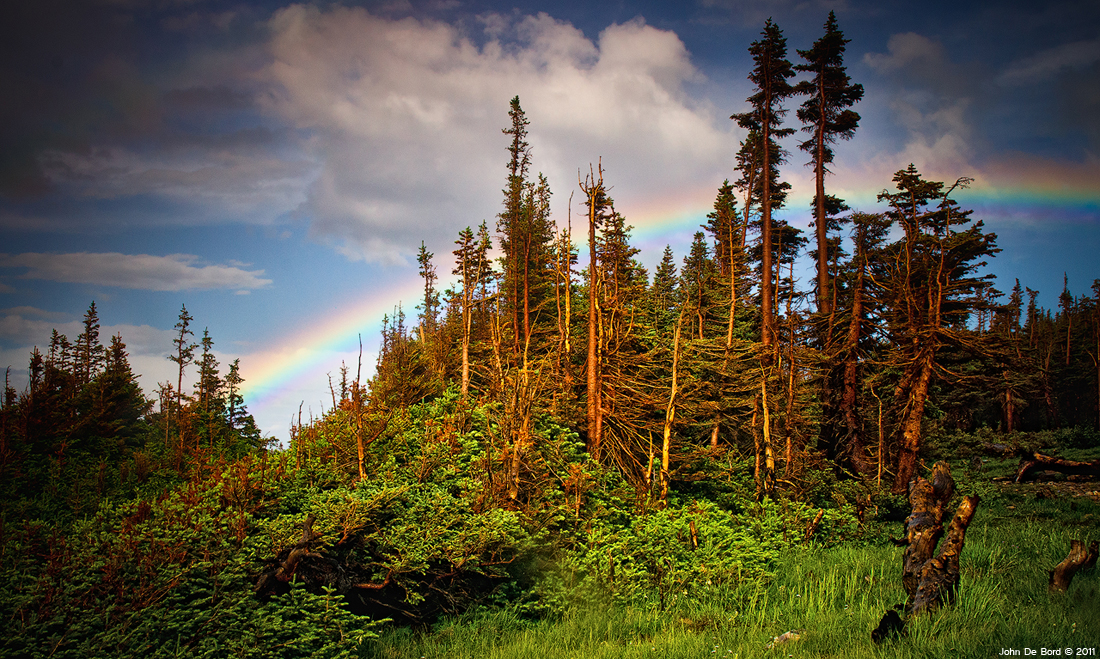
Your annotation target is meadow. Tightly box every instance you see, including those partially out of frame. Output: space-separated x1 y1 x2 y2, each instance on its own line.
365 458 1100 659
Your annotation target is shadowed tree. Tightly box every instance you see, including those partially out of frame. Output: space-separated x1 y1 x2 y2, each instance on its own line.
169 304 196 468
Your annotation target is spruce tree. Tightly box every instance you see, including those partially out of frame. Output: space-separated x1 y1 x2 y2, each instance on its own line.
794 11 863 318
169 305 196 467
703 180 745 348
731 18 796 352
74 302 106 386
877 166 998 492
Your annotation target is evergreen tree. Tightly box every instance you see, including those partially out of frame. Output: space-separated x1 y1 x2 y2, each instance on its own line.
416 241 440 342
703 180 746 347
794 11 863 318
681 232 719 341
731 19 796 351
877 166 999 492
73 302 106 387
650 245 680 333
169 305 196 467
194 329 224 454
496 97 553 363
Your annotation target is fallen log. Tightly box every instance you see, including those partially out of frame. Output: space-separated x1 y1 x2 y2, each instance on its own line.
1049 539 1099 593
1015 453 1100 483
255 514 325 596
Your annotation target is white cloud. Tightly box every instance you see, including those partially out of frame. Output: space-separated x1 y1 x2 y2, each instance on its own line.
0 253 273 291
260 6 737 264
860 33 980 181
999 38 1100 86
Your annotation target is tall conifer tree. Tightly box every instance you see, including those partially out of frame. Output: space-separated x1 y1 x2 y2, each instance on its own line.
795 11 863 319
731 19 796 352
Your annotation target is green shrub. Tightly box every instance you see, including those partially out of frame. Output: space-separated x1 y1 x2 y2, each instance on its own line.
538 498 782 611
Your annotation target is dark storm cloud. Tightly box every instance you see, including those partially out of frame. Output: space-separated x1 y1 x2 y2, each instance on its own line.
0 0 155 197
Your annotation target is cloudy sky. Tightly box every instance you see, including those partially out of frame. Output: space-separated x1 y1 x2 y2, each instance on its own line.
2 0 1098 440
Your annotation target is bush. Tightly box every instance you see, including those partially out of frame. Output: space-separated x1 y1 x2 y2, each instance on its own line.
538 498 782 611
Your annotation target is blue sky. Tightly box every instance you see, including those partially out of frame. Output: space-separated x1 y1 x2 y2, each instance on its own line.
2 0 1098 440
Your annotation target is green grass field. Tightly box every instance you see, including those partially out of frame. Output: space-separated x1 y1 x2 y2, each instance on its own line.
364 469 1100 659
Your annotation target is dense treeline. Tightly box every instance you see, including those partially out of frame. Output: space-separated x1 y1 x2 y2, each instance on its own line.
1 13 1098 657
0 302 265 512
295 15 1098 500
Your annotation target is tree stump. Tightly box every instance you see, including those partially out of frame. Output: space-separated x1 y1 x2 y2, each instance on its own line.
1049 540 1099 593
873 462 980 641
900 461 955 601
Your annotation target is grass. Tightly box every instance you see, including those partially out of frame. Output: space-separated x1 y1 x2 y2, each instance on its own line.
362 475 1100 659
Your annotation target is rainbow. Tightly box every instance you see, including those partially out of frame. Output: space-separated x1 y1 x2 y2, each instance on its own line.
239 276 426 434
237 162 1097 439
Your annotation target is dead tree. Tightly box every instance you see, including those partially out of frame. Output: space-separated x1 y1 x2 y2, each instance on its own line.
255 515 324 596
874 462 980 641
1049 540 1099 593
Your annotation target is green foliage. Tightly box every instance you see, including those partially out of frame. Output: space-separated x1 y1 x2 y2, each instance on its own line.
0 469 378 658
367 490 1100 659
540 499 781 611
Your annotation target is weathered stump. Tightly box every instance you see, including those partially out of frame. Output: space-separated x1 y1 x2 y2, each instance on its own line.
908 494 979 616
900 462 955 601
1049 539 1099 593
873 462 980 642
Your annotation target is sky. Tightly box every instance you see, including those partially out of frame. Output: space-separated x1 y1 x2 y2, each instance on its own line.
1 0 1098 441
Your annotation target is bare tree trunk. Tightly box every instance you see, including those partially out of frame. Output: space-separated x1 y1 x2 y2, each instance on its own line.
761 369 775 499
726 206 737 349
584 166 603 458
814 82 829 319
661 311 683 502
355 336 366 481
871 384 884 486
752 397 762 498
841 246 871 475
784 260 796 476
761 122 774 352
893 354 934 494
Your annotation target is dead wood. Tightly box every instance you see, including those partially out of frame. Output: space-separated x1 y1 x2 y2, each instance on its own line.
901 461 955 600
803 509 824 543
907 494 980 616
874 462 980 641
255 515 324 595
1015 453 1100 483
1049 539 1099 593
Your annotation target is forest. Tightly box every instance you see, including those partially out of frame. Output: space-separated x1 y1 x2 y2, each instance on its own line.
1 13 1098 659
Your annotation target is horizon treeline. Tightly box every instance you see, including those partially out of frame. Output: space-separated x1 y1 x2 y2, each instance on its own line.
0 300 266 508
